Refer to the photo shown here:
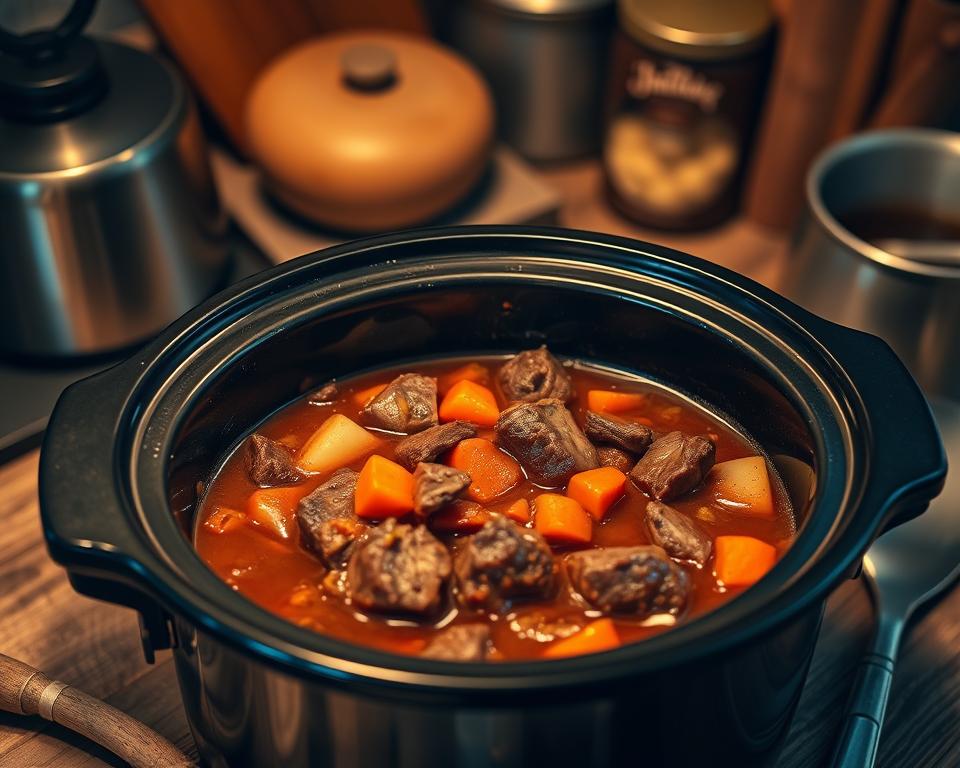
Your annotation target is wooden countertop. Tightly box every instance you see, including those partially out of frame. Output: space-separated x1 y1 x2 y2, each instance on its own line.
1 161 958 767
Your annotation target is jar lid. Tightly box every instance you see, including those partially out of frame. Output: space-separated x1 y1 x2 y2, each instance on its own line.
483 0 612 15
618 0 773 61
245 31 494 231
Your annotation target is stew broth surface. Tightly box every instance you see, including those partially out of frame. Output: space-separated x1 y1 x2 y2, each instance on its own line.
196 357 795 661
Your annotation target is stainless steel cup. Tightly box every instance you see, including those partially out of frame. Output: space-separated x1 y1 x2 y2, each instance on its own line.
779 129 960 400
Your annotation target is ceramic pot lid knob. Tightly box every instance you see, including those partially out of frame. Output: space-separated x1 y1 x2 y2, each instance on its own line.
341 44 397 91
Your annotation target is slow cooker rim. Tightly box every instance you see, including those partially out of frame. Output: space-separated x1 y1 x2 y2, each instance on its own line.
41 226 943 698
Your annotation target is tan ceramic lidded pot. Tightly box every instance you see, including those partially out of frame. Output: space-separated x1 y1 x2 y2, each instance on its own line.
245 31 495 232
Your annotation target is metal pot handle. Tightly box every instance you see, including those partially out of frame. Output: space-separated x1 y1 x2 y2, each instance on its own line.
39 362 175 661
808 317 947 535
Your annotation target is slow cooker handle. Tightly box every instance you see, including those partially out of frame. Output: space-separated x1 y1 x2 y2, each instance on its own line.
813 320 947 535
39 364 175 662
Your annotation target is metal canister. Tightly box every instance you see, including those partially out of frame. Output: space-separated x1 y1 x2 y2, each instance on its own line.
445 0 615 162
604 0 773 229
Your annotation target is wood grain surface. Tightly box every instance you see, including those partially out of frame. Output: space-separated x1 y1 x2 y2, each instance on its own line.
1 164 958 767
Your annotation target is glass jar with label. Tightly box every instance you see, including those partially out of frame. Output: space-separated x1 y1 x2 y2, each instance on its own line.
603 0 773 230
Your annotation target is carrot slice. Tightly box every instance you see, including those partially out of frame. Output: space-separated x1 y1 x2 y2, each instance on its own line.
203 507 248 534
533 493 592 545
355 455 415 519
429 500 491 534
709 457 775 518
586 390 648 414
544 619 620 659
448 438 521 502
390 636 429 656
501 497 531 524
438 380 500 427
437 362 490 396
715 535 777 587
247 486 304 539
352 383 387 408
566 467 627 521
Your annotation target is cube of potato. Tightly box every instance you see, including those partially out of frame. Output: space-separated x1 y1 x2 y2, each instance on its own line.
297 414 380 475
709 456 774 518
247 487 304 539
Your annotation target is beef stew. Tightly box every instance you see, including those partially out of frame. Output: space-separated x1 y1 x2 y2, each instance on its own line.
196 351 795 661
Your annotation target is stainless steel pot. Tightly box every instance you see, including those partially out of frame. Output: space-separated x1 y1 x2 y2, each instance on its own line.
780 129 960 399
40 227 945 767
0 2 228 359
444 0 614 161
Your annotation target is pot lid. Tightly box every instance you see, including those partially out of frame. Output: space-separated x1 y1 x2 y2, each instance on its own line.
244 31 494 213
618 0 773 61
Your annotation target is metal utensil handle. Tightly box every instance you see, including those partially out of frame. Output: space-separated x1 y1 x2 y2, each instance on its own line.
0 652 193 768
0 0 95 59
831 653 895 768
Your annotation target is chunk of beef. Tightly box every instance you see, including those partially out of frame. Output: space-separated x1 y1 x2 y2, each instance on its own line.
644 501 712 566
413 462 471 517
361 373 438 434
308 381 338 404
421 624 491 661
566 546 689 617
393 420 477 471
584 411 653 454
296 468 366 567
244 434 303 487
455 515 557 610
629 431 716 501
495 399 598 486
347 518 452 615
498 346 572 403
597 446 636 473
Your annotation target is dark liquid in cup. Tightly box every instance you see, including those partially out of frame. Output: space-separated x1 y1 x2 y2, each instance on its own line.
837 204 960 246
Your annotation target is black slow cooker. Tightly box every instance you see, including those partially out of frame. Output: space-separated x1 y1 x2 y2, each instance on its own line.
40 227 945 767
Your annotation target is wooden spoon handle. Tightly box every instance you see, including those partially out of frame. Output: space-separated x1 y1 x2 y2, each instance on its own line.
0 652 193 768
